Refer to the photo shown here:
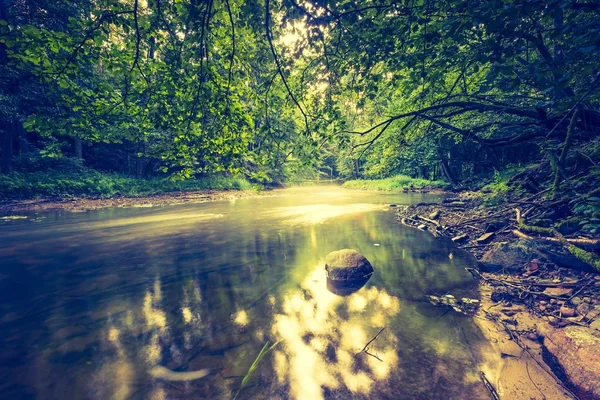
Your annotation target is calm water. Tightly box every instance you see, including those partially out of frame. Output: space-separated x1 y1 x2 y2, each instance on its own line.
0 187 491 399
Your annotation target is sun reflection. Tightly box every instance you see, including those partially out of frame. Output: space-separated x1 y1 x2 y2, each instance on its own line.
271 267 402 399
233 310 249 327
268 204 385 225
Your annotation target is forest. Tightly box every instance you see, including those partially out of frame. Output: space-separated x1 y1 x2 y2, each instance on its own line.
2 1 600 399
1 0 598 196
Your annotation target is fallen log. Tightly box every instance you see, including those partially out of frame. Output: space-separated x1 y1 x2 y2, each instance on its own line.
417 215 441 227
512 230 600 249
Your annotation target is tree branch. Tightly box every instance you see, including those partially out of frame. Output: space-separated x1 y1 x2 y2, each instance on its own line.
265 0 310 134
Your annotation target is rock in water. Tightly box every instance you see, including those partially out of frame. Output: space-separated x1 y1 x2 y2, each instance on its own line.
325 249 373 295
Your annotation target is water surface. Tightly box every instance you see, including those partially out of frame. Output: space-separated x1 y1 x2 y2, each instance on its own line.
0 187 491 399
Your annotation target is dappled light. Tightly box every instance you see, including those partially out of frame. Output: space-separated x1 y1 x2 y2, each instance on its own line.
271 268 401 400
3 0 599 394
0 188 494 398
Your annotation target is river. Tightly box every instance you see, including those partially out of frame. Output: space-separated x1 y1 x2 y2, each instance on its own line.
0 186 492 399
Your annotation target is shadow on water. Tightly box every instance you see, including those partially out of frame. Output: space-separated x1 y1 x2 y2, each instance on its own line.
0 187 493 399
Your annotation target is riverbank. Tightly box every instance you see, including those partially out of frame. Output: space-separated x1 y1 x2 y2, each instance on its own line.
0 189 276 214
396 189 600 399
342 174 450 192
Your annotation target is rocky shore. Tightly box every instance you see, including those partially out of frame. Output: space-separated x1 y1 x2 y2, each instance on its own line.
397 190 600 399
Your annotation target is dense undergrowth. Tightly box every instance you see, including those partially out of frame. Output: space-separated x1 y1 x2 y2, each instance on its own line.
342 175 450 191
0 167 253 200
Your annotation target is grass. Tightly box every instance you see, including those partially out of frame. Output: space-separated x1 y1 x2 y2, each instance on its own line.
233 340 282 400
0 169 254 199
342 175 450 191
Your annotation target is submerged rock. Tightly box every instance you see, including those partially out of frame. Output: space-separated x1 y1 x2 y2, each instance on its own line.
543 326 600 398
325 249 373 295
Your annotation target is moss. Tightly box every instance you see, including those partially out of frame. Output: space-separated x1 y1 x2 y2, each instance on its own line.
518 223 554 234
565 244 600 273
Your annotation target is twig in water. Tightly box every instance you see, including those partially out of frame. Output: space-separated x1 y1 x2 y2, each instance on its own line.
480 371 500 400
356 327 385 361
364 350 383 362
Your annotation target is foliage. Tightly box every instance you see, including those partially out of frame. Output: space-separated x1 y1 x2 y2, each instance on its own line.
343 175 449 191
1 0 599 196
0 168 252 199
481 166 527 205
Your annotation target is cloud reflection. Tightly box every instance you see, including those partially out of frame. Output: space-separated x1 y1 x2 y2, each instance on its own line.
271 267 401 400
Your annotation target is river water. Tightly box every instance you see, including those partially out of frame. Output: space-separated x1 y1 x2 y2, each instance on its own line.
0 186 492 399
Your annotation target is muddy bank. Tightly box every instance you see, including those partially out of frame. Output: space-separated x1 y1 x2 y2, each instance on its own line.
0 189 277 214
397 191 600 399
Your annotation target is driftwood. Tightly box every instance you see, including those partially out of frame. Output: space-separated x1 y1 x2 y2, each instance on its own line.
480 371 500 400
417 215 441 227
512 230 600 249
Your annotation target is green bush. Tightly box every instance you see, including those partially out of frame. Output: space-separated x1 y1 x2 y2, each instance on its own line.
0 169 254 199
481 166 527 205
342 175 450 191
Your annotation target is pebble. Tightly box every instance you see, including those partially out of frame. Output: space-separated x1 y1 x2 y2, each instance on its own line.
560 306 576 317
527 332 540 342
584 297 592 303
571 297 582 306
577 303 591 316
539 305 547 312
551 299 557 304
543 287 573 297
540 300 548 306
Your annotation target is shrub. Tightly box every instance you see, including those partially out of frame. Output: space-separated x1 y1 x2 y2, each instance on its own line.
342 175 450 191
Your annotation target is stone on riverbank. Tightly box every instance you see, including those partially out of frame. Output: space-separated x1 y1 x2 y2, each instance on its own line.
325 249 374 282
543 326 600 398
479 239 536 272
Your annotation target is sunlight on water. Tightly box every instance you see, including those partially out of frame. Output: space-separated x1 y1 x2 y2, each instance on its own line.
267 203 385 224
0 187 489 399
271 267 401 400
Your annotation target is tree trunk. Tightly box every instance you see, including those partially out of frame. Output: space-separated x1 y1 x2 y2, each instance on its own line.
1 121 14 174
136 142 146 179
439 159 456 184
18 122 28 155
74 138 83 159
